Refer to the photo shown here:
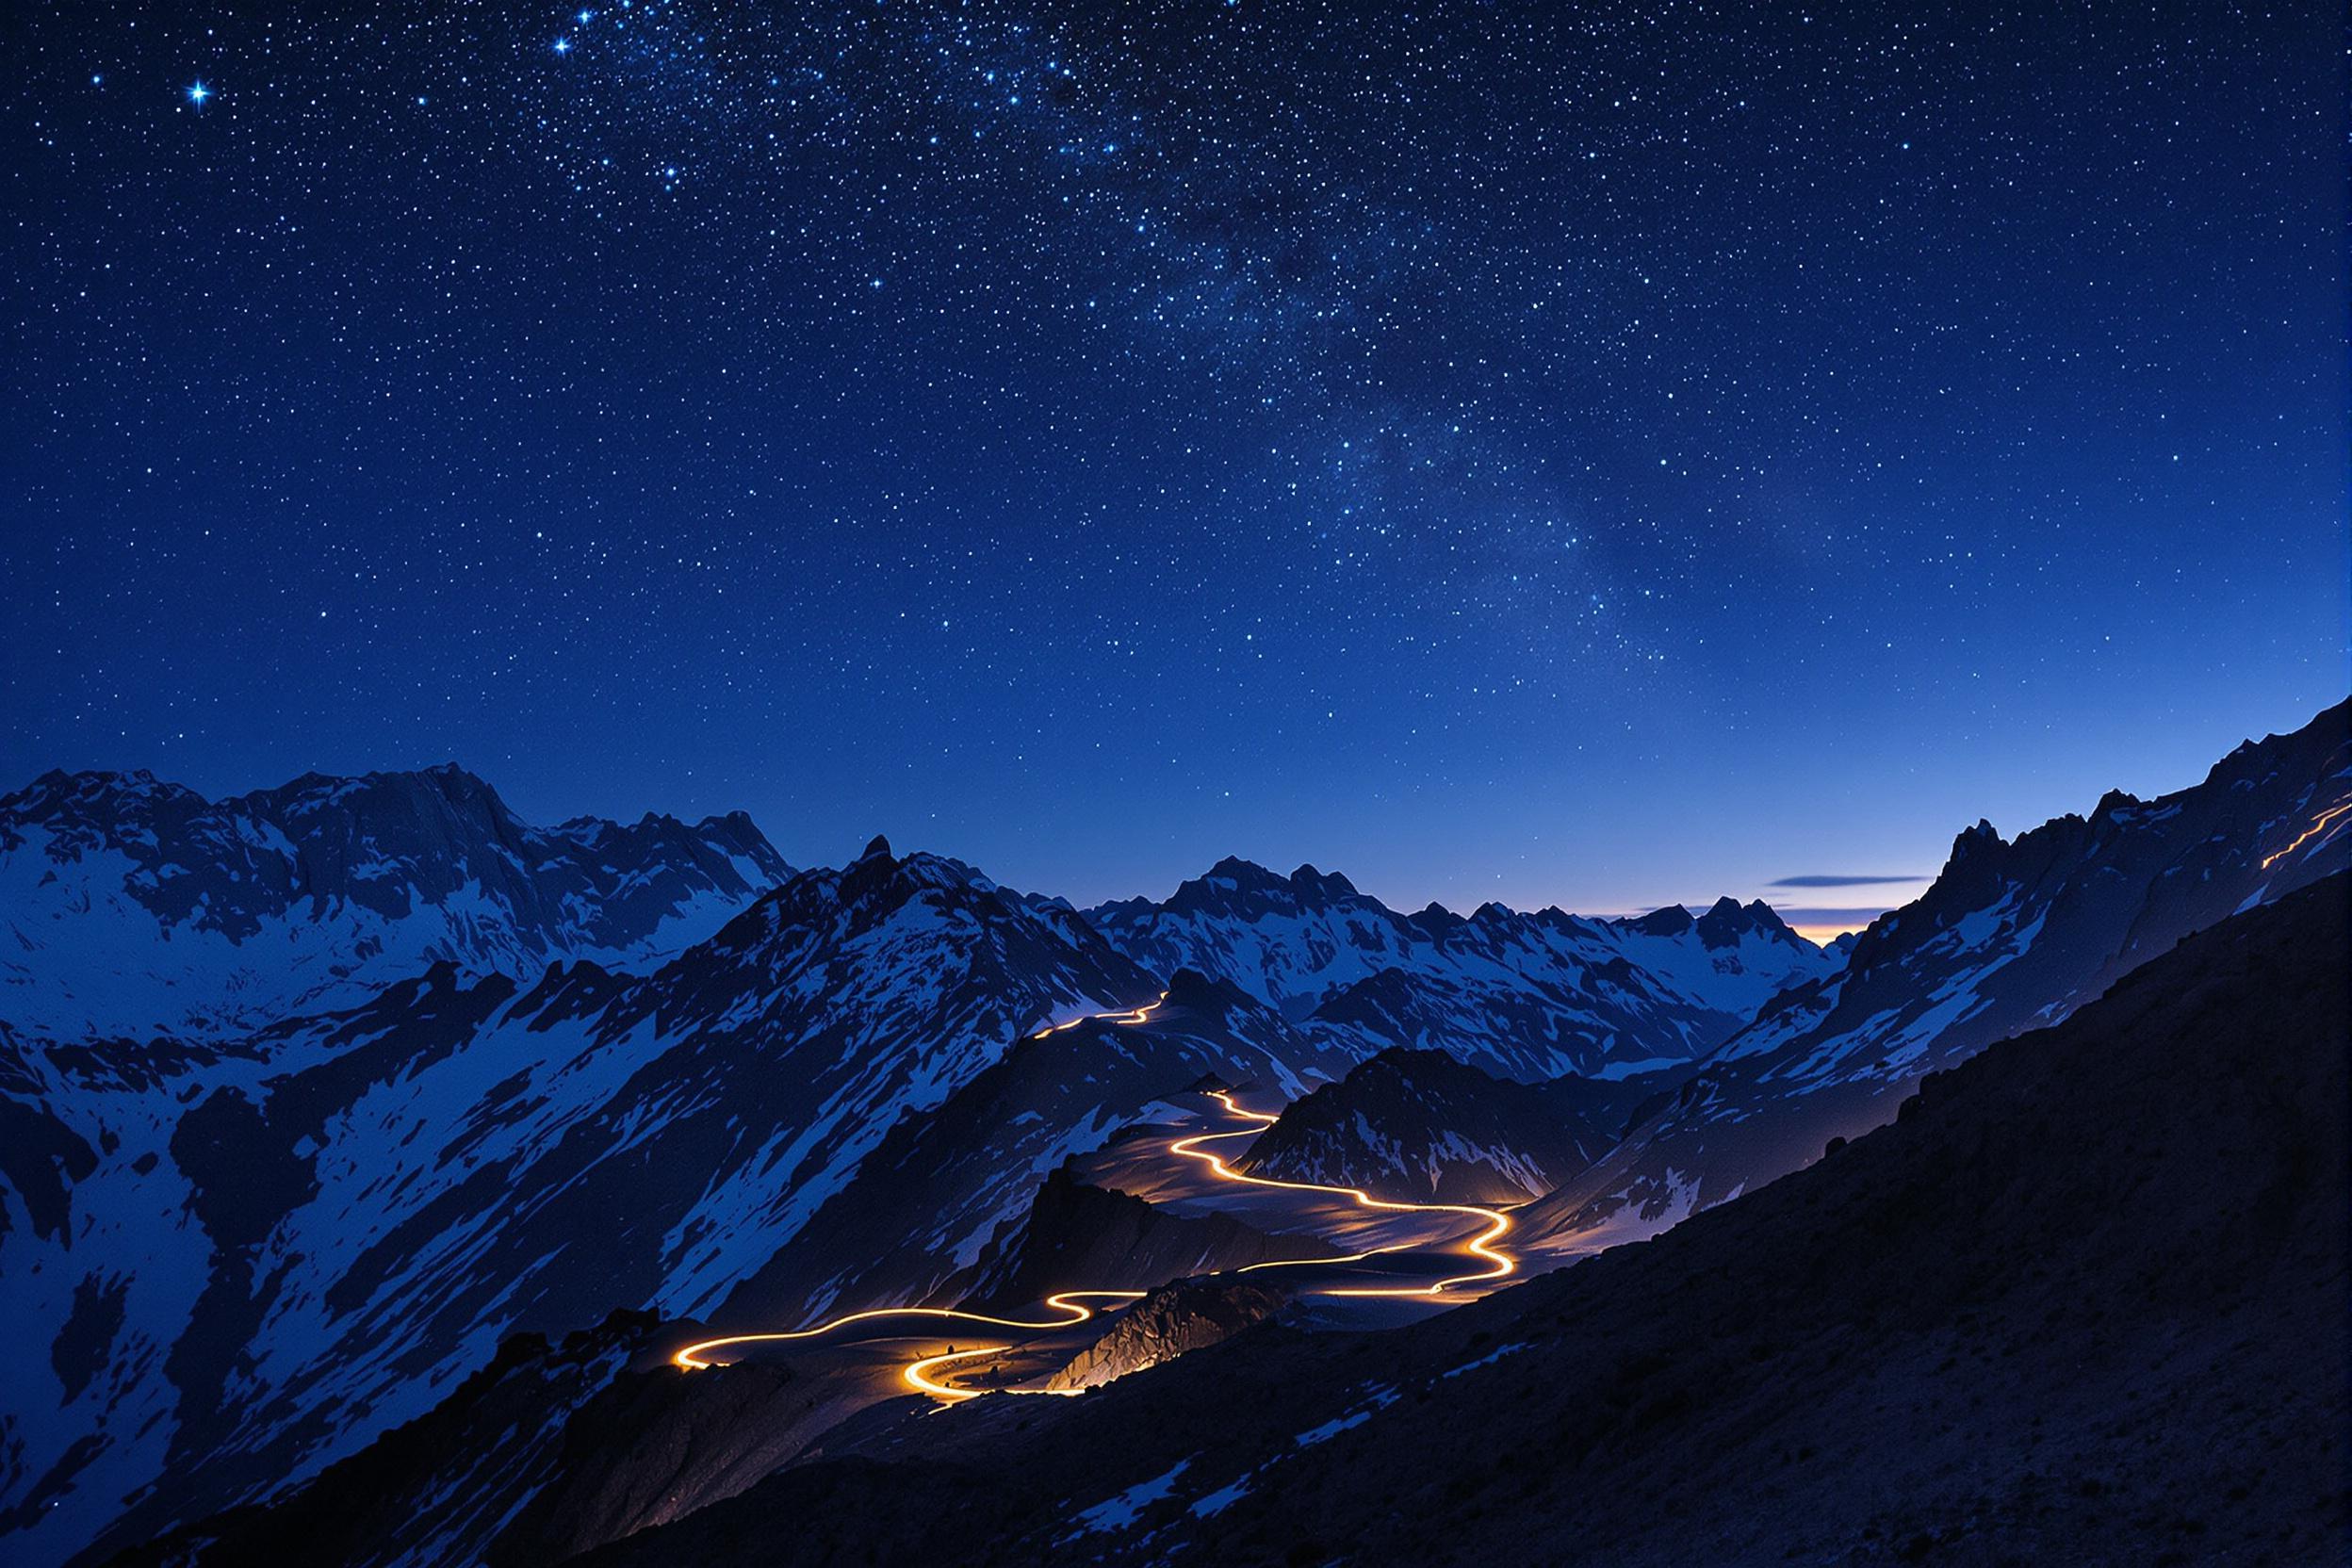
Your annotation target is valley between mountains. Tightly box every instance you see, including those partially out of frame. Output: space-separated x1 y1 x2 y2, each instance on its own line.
2 701 2345 1567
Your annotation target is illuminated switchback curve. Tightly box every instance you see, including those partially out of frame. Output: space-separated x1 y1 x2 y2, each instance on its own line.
1181 1090 1514 1297
672 995 1523 1400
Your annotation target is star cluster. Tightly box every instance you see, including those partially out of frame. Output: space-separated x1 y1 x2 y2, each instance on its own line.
4 0 2342 909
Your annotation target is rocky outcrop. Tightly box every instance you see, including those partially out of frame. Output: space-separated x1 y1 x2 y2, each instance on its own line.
1042 1280 1291 1392
951 1167 1339 1315
484 1348 871 1567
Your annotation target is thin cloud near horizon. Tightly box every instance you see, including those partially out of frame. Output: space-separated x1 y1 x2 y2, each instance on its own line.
1767 874 1929 889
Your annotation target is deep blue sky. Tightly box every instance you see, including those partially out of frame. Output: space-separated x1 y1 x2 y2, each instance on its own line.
6 1 2344 924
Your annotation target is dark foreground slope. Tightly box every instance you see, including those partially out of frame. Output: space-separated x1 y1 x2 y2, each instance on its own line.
586 873 2351 1568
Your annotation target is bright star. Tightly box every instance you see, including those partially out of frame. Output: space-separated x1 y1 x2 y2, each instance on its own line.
553 36 572 55
187 80 211 107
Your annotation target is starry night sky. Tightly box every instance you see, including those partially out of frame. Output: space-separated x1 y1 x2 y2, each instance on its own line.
6 0 2344 923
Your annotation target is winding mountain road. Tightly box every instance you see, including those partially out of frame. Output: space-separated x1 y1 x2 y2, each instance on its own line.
672 997 1520 1400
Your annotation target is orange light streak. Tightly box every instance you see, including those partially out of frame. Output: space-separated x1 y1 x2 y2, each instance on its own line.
1032 995 1165 1038
670 1290 1150 1373
2262 797 2352 870
902 1345 1009 1401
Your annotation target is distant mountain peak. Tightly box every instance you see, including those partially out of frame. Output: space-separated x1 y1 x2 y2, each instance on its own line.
2093 787 2142 818
1692 896 1800 950
826 841 1018 919
1288 862 1359 899
1204 855 1289 888
1952 816 2002 852
7 765 191 818
1407 901 1466 939
1624 904 1695 938
1091 859 1840 1080
1164 856 1325 915
1205 853 1273 877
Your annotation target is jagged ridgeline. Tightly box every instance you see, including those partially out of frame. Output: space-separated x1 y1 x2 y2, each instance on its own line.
0 763 792 1039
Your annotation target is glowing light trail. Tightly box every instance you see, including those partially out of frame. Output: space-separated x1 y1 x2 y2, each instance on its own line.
672 993 1521 1400
671 1290 1147 1379
2262 797 2352 869
1168 1090 1515 1297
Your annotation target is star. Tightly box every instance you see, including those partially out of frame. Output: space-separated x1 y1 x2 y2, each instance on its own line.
186 80 211 108
553 37 572 56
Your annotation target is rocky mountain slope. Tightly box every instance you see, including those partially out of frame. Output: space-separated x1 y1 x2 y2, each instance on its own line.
576 870 2352 1568
0 838 1163 1568
1087 863 1838 1080
1513 696 2352 1256
0 764 791 1040
1233 1047 1647 1203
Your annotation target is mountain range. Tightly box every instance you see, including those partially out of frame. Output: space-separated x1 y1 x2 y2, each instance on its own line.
2 697 2345 1566
1086 863 1838 1080
0 764 791 1040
